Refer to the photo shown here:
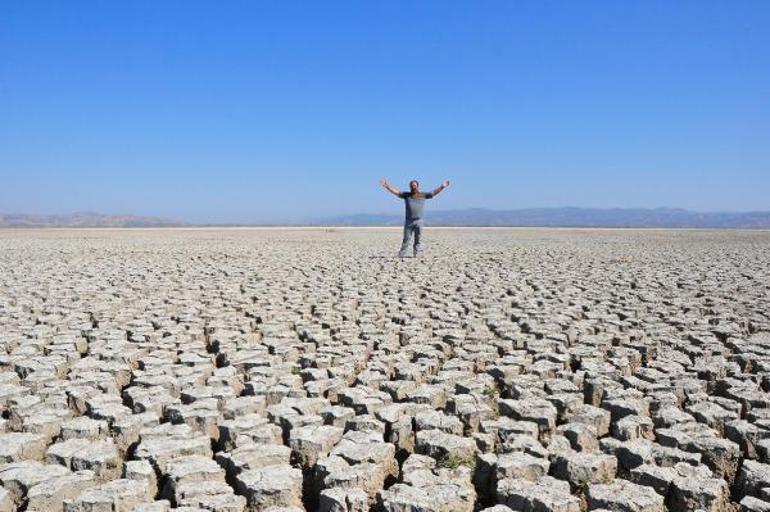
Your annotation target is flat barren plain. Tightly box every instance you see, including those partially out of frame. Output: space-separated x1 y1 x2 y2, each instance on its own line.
1 227 769 512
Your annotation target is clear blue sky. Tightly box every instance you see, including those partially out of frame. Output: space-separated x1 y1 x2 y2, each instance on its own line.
1 1 768 223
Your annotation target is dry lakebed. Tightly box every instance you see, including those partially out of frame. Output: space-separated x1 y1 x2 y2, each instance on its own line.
0 227 769 512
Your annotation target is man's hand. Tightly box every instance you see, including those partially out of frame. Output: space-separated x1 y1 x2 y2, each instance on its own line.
380 178 400 196
431 179 451 197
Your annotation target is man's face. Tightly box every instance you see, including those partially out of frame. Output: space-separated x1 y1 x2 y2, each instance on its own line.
410 181 419 192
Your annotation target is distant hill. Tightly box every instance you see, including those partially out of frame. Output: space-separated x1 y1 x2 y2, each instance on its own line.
320 207 770 228
3 207 769 228
0 212 185 228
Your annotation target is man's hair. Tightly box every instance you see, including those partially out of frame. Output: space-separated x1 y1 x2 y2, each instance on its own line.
409 180 419 188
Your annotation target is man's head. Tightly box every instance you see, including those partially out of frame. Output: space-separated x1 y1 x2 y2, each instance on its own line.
409 180 419 193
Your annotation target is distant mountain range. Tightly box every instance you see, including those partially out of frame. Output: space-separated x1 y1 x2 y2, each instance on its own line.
320 207 770 228
2 208 769 228
0 212 185 228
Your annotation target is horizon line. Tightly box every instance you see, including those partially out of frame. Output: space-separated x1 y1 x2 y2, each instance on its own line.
3 226 770 233
4 205 770 221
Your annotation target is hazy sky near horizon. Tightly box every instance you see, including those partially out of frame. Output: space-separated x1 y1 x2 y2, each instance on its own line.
1 1 769 223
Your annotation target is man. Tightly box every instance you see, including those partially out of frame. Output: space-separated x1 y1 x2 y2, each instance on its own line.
379 178 450 257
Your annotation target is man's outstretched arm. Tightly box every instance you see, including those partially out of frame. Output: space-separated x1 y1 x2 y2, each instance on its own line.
430 180 451 197
379 178 401 197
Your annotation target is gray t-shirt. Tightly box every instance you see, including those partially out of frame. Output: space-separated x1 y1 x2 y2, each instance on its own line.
399 191 434 222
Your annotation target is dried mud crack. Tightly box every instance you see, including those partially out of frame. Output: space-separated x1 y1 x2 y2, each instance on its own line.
0 227 769 512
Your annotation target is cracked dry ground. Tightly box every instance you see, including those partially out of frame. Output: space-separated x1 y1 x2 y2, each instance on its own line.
1 229 769 512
